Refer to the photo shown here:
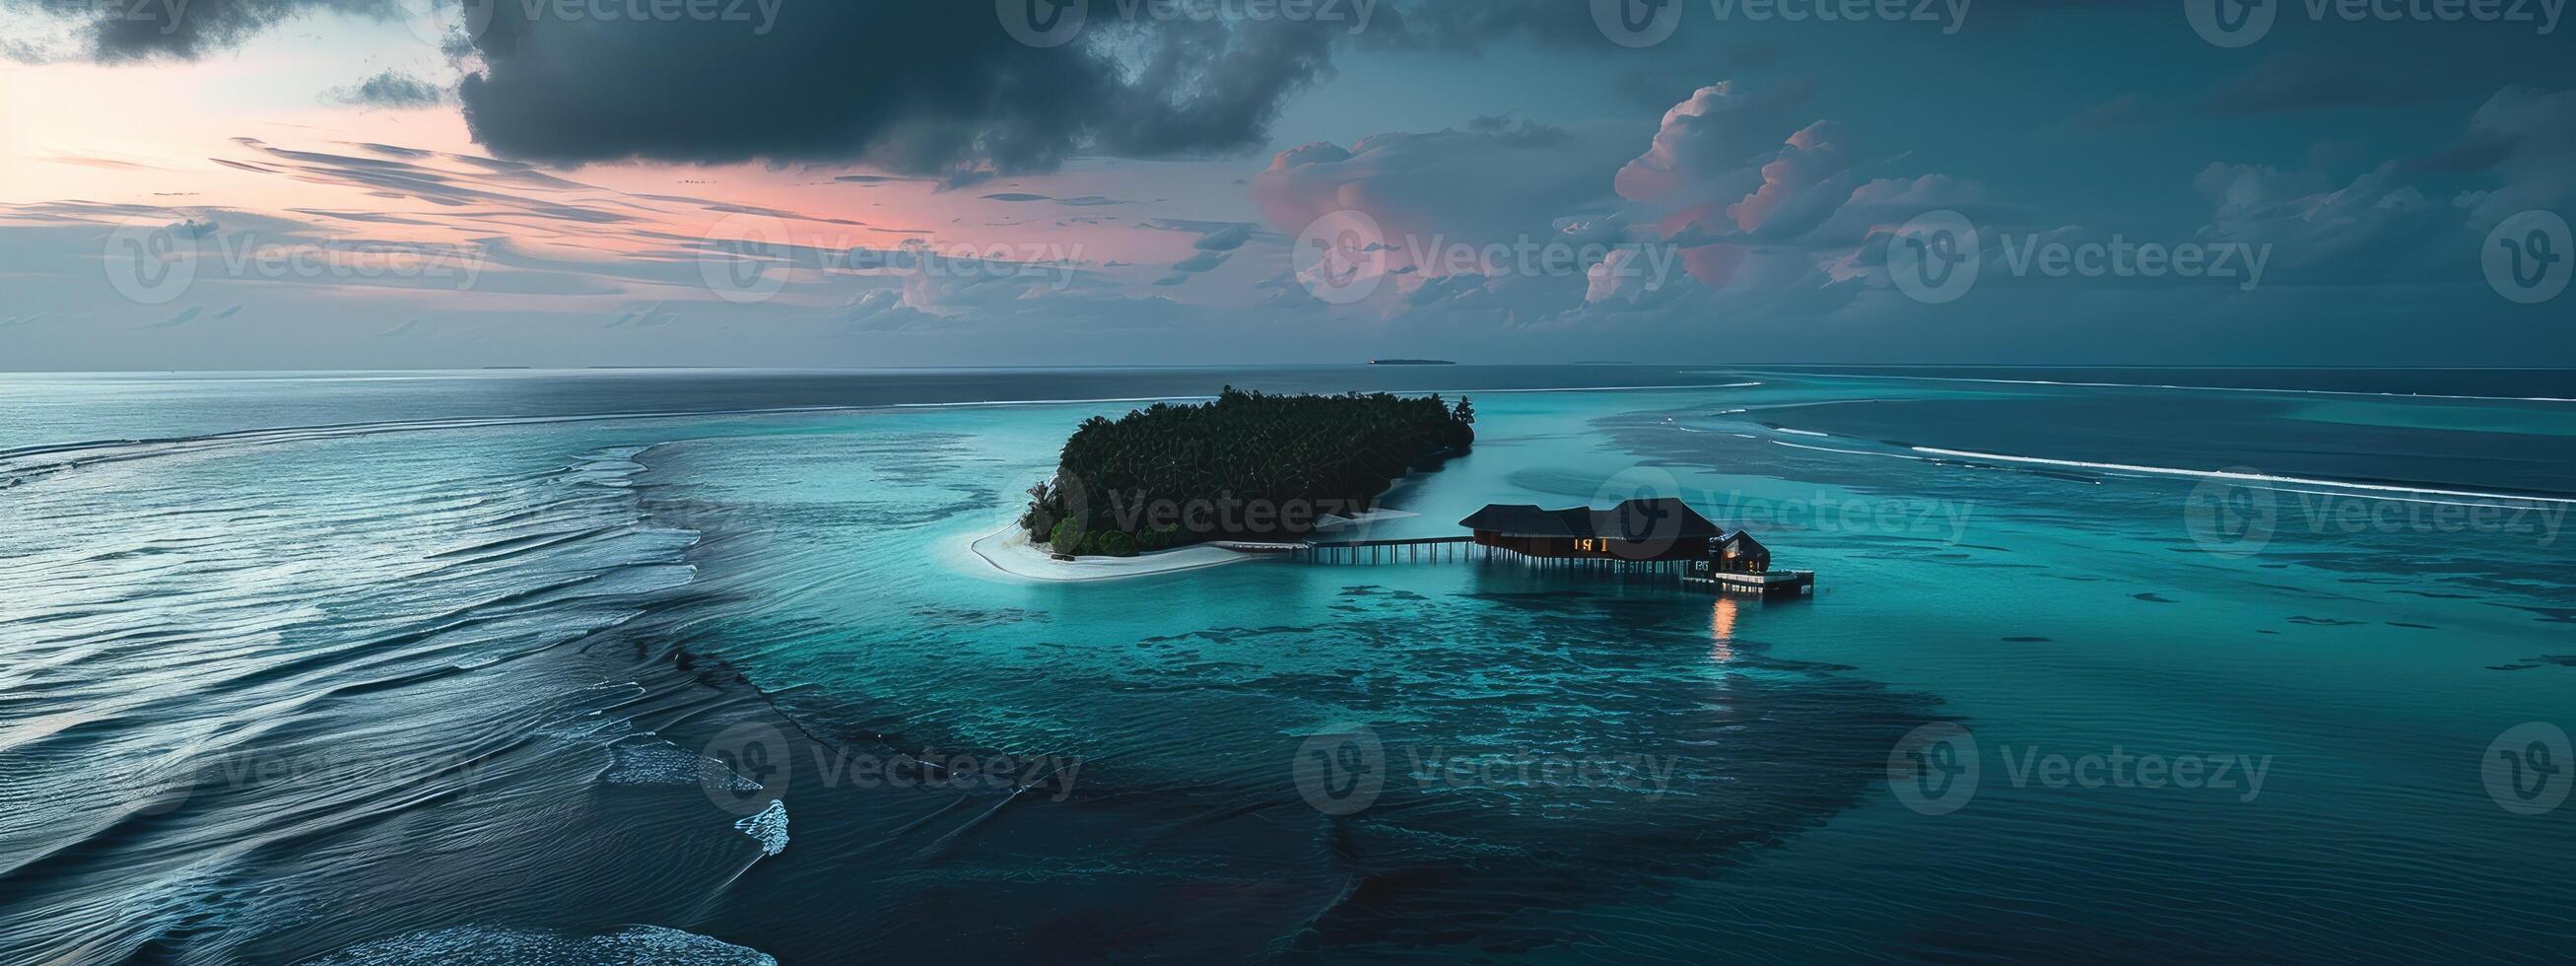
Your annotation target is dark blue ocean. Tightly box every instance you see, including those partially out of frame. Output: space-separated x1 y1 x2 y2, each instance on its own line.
2 367 2570 963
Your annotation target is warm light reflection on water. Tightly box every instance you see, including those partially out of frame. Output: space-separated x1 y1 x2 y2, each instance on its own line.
1709 595 1737 662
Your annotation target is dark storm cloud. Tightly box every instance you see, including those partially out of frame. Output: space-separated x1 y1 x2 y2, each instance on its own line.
324 69 447 108
454 3 1338 177
2203 51 2447 116
0 0 398 60
2064 94 2160 132
1361 0 1606 49
6 0 1342 177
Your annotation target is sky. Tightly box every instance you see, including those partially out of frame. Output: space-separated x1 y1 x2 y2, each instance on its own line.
0 0 2571 371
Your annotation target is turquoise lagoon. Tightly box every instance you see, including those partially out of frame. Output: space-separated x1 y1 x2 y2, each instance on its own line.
0 368 2569 962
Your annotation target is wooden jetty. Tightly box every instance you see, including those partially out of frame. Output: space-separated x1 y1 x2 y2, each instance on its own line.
1215 497 1817 595
1288 536 1474 565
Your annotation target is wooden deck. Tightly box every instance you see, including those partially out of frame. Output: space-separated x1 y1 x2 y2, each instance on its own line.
1217 535 1817 594
1682 569 1816 596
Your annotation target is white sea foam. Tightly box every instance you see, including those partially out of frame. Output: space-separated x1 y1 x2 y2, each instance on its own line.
1910 447 2576 506
735 799 788 857
1315 508 1420 529
602 740 763 793
1743 370 2576 404
312 925 776 965
1774 440 1930 460
964 522 1253 584
1462 381 1760 394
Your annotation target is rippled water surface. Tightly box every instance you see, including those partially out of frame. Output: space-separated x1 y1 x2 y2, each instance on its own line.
2 367 2570 963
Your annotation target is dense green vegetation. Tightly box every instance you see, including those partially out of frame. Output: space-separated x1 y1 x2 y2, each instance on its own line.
1021 387 1475 557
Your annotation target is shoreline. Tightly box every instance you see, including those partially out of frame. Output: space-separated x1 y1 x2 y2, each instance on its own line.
965 523 1257 583
960 507 1421 584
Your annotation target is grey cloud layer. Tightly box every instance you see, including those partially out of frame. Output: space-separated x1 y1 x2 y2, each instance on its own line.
456 3 1335 177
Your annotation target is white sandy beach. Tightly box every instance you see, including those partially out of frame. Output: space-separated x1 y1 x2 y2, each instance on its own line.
966 523 1257 583
962 508 1421 583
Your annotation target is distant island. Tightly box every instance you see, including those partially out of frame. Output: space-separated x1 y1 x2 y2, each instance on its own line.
1018 387 1474 558
1369 359 1457 366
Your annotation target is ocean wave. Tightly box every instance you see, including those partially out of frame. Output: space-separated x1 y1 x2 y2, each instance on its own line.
1910 446 2576 505
1743 369 2576 404
601 739 765 794
311 925 776 965
734 800 788 858
0 437 723 962
0 407 853 487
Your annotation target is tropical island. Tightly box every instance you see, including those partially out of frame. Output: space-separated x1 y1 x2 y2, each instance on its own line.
1013 387 1474 560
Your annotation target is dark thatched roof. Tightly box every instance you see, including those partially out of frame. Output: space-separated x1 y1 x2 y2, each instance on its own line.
1458 498 1724 540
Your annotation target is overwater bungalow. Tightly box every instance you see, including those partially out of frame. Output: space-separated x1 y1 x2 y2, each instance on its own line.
1685 527 1813 596
1459 498 1725 563
1456 498 1814 595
